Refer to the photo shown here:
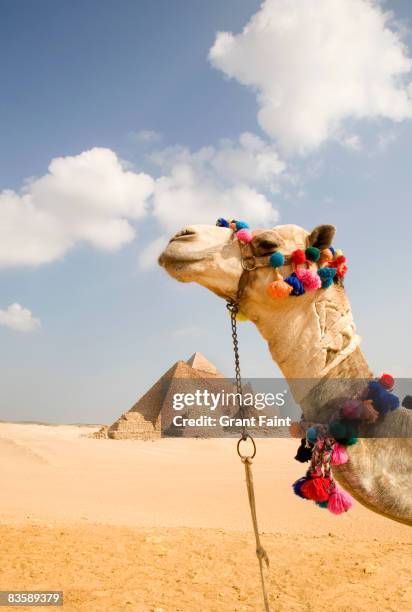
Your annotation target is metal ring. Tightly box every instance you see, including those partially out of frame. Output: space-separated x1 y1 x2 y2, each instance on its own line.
241 258 257 271
237 434 257 459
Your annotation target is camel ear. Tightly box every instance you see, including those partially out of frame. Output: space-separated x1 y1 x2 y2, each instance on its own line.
307 224 336 250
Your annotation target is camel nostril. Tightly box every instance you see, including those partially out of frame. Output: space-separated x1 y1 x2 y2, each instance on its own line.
170 227 197 242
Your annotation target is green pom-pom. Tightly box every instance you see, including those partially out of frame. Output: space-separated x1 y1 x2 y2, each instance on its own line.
305 246 321 262
269 252 285 268
346 437 358 446
329 421 346 438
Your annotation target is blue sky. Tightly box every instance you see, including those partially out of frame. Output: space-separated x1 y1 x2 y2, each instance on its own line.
1 0 412 424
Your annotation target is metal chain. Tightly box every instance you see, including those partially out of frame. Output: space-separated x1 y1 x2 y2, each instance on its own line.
226 278 271 611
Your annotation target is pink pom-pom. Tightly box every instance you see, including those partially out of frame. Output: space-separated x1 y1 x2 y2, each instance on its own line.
236 228 253 243
331 443 348 465
342 399 362 420
327 486 353 514
296 268 322 291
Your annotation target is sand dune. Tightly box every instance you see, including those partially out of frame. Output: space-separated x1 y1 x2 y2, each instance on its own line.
0 423 411 611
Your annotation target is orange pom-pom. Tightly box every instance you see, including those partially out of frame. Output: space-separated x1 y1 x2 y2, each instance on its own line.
267 280 293 298
291 249 306 265
319 249 333 264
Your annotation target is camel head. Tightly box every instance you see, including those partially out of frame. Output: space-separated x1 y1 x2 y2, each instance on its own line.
158 222 337 303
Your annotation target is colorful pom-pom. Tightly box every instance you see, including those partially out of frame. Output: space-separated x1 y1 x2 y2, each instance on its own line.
296 268 322 291
319 249 333 264
229 221 237 230
306 427 318 443
318 267 336 279
342 399 362 420
269 252 285 268
329 247 336 256
328 421 347 439
292 475 311 499
295 439 313 462
235 311 248 322
379 373 395 391
360 400 379 423
305 246 321 262
346 436 358 446
236 220 249 231
236 228 253 243
331 443 348 465
291 249 306 265
327 486 353 514
366 380 399 414
267 280 293 298
336 263 348 278
284 272 305 296
315 500 329 508
321 278 333 289
300 476 332 502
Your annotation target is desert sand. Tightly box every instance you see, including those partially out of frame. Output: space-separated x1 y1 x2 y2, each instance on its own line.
0 423 411 611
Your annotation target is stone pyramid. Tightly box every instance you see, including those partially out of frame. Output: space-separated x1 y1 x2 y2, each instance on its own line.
105 353 224 440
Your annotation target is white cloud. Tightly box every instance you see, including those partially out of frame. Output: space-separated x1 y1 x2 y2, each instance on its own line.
0 303 40 332
150 132 283 233
0 148 154 267
209 0 412 154
341 134 362 152
130 129 163 144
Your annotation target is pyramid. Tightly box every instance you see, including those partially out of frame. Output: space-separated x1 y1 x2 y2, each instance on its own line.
104 353 225 440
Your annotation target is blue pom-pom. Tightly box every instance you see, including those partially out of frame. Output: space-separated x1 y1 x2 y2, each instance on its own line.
269 252 285 268
366 380 400 414
322 278 333 289
235 220 249 231
306 427 318 443
285 272 305 296
216 218 229 228
329 246 336 256
318 267 336 279
292 476 310 499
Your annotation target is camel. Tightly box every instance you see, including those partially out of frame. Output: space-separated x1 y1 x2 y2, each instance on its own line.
159 222 412 525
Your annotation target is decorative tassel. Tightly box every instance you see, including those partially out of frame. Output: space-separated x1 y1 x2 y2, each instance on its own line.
296 268 322 291
292 476 311 499
305 246 321 262
300 476 332 502
319 249 333 265
306 427 318 443
235 220 249 231
366 380 399 414
268 253 292 297
294 439 313 462
327 486 353 514
236 228 253 243
291 249 306 266
269 252 285 268
379 373 394 391
267 279 293 298
284 272 305 296
331 443 348 465
216 218 230 228
342 399 363 420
